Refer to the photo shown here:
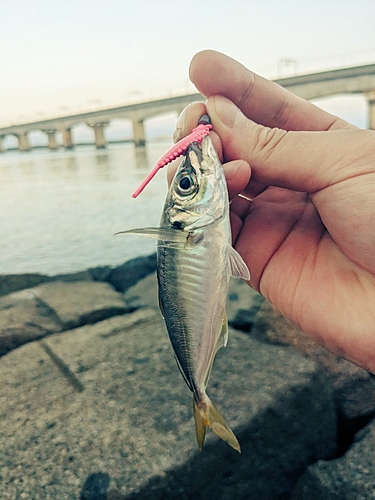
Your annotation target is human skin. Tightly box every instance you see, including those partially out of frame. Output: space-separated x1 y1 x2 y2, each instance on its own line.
168 50 375 373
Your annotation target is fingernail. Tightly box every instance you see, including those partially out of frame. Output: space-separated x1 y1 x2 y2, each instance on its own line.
212 96 239 128
173 106 188 142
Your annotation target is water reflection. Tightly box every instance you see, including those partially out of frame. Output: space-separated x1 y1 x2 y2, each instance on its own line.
134 146 148 169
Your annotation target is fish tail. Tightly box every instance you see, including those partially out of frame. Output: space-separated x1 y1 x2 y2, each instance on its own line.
193 396 241 452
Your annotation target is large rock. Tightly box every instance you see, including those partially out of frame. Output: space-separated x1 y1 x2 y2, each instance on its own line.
0 281 129 356
33 281 129 329
123 272 158 311
291 419 375 499
249 299 375 452
0 273 52 297
227 277 265 331
107 254 157 293
0 288 62 356
0 310 336 499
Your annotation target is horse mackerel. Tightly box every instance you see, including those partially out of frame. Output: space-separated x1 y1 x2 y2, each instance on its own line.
123 118 249 451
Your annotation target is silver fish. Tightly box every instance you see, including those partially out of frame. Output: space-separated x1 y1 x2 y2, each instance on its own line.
122 119 249 451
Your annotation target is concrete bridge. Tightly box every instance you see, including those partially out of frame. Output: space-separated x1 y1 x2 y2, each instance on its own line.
1 62 375 152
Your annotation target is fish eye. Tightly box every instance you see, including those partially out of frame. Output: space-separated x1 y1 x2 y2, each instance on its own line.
179 176 192 190
176 172 197 196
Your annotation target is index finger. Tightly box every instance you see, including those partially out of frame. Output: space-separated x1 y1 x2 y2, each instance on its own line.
189 50 356 132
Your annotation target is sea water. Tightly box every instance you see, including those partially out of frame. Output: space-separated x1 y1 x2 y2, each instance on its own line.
0 143 171 275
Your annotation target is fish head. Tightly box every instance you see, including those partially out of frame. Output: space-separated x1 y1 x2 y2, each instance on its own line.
163 136 228 231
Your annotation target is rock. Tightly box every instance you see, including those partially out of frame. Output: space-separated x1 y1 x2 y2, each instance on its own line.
0 273 52 297
33 281 129 329
0 281 129 356
54 266 112 284
123 273 158 311
249 299 375 448
291 419 375 499
0 311 336 499
0 257 153 299
227 277 265 329
88 265 113 282
107 253 157 293
0 289 63 356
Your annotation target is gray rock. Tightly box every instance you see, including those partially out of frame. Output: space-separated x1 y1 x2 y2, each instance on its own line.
0 273 52 297
107 253 157 292
54 265 113 284
0 281 129 356
0 288 63 356
227 277 265 329
33 281 129 329
123 272 158 311
249 299 375 441
291 419 375 500
0 310 336 499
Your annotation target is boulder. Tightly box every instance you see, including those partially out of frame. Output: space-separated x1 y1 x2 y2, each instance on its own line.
0 288 62 356
249 298 375 451
0 310 336 499
107 254 157 293
291 419 375 499
33 281 129 329
123 272 158 311
0 281 129 356
0 273 52 297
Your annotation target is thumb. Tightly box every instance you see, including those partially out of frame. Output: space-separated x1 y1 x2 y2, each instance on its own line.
206 95 369 193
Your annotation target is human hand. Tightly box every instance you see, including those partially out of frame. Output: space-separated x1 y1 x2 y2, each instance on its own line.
169 50 375 373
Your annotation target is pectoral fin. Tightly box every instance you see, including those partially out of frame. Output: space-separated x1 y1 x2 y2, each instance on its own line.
116 227 187 243
227 245 250 280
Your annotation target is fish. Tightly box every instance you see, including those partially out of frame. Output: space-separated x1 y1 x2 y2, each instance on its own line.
121 117 250 451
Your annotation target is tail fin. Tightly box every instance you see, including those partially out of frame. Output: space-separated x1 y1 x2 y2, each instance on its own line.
193 397 241 452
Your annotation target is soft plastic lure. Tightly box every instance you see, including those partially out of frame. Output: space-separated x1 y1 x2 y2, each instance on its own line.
131 115 212 198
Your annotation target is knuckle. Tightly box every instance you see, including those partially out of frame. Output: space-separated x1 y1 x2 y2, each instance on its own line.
250 123 288 162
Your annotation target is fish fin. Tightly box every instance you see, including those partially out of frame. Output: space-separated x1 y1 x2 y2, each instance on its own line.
193 397 241 452
227 245 250 280
115 227 187 243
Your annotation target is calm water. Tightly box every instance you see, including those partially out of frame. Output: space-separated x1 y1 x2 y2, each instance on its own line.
0 143 172 275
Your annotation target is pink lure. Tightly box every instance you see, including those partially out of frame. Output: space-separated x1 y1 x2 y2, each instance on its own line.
131 122 212 198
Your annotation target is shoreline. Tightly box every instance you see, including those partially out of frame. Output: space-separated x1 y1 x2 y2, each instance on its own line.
0 252 157 298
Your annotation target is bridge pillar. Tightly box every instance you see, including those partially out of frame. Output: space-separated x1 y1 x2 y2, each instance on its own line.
366 91 375 130
88 122 108 149
18 132 30 152
132 119 146 147
62 128 73 149
44 129 59 150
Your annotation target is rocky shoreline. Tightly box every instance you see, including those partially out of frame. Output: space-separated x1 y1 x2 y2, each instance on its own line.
1 254 375 499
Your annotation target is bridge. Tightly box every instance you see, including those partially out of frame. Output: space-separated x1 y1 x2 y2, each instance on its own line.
1 62 375 152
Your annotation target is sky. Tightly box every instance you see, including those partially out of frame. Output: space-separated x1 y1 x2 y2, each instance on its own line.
1 0 375 130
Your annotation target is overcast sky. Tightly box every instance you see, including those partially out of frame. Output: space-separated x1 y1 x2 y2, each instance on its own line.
1 0 375 126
